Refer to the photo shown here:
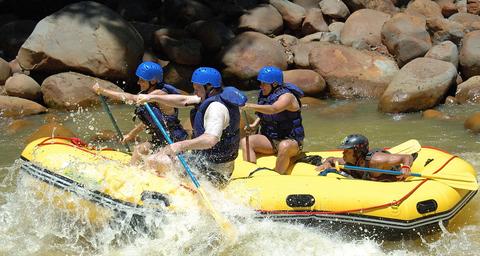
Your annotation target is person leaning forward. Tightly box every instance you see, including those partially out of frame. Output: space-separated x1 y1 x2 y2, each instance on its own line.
136 67 247 185
240 66 305 175
92 61 188 165
315 134 413 181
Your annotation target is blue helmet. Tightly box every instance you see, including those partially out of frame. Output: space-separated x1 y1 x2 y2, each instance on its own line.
191 67 222 88
257 66 283 85
136 61 163 82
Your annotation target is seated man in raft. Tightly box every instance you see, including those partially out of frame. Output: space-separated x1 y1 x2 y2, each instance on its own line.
137 67 247 185
315 134 413 181
92 61 188 165
240 66 305 175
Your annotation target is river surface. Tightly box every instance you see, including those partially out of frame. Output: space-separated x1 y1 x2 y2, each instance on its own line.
0 97 479 256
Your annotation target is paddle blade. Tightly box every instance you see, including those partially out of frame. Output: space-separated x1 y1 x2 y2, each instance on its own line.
197 188 238 243
420 173 479 191
388 139 421 154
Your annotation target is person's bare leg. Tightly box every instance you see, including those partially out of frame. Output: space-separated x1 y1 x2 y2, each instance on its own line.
130 142 152 164
275 139 300 175
241 134 275 163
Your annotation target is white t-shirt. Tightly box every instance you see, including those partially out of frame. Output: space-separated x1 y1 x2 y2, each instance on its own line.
203 102 230 139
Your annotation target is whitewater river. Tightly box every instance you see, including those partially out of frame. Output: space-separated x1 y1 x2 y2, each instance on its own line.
0 98 479 256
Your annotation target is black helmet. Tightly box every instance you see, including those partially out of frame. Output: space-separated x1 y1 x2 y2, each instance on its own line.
339 134 369 156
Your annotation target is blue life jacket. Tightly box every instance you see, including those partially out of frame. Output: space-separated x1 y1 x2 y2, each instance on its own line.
134 83 188 145
190 87 247 164
257 83 305 143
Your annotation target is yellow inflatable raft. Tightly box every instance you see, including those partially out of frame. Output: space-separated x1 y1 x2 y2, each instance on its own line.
20 137 478 232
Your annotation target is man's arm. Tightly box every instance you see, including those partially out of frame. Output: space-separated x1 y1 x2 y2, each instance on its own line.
371 152 413 179
315 157 345 171
137 94 201 108
245 93 299 115
92 82 137 104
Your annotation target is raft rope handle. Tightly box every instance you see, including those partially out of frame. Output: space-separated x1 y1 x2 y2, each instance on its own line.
259 155 458 215
35 137 197 194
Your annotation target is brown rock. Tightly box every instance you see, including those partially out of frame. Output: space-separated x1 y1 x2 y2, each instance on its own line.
186 20 234 53
300 96 328 108
293 0 322 10
26 122 76 144
405 0 443 20
5 74 41 101
379 58 457 113
0 95 47 117
0 57 11 84
163 63 196 93
302 8 329 35
467 0 480 15
155 35 202 65
456 75 480 103
422 109 450 119
220 32 287 85
445 95 459 104
320 0 350 19
8 59 24 74
309 43 399 99
448 13 480 31
340 9 391 49
292 41 324 68
464 112 480 133
424 41 459 68
238 4 283 35
459 31 480 79
6 119 33 135
342 0 397 15
17 2 143 81
436 0 458 17
41 72 123 110
381 13 432 67
426 18 465 45
89 129 118 143
283 69 326 96
270 0 306 30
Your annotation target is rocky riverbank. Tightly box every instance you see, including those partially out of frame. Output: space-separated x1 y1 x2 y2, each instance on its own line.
0 0 479 133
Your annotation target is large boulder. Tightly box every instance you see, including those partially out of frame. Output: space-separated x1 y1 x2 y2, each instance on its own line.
456 76 480 104
302 8 329 35
464 112 480 133
5 74 41 101
0 95 46 117
381 13 432 67
25 122 76 144
0 20 37 60
17 1 144 81
309 43 399 99
340 9 391 49
270 0 306 30
424 40 459 68
319 0 350 19
292 41 324 68
283 69 326 96
186 20 235 53
459 31 480 79
448 13 480 32
293 0 322 10
163 63 196 93
342 0 397 14
220 32 287 86
41 72 123 110
154 35 202 65
426 18 465 45
238 4 283 35
0 57 11 84
379 58 457 113
405 0 443 20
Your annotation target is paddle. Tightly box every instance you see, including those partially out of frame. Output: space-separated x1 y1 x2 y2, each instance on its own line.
336 164 479 191
387 139 421 154
143 103 237 240
98 95 131 153
242 110 251 162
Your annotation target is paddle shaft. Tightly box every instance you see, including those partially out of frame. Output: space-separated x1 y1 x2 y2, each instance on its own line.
143 103 199 187
340 164 476 182
99 95 131 152
242 111 251 162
